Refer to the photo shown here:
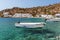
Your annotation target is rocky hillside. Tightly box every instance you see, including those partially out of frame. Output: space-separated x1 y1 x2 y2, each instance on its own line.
0 3 60 17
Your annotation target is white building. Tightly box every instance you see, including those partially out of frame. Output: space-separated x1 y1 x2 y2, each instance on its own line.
41 14 54 19
22 13 33 18
3 12 9 17
12 13 33 18
12 13 21 18
8 15 12 17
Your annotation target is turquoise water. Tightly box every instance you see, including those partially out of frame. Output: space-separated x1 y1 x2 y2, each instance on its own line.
0 18 60 40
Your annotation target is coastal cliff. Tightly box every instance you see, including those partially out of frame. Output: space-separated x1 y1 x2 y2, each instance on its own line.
0 3 60 17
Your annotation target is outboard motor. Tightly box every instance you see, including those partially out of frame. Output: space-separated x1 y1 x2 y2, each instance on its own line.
45 19 47 22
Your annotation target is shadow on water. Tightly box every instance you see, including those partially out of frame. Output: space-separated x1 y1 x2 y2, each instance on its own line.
24 28 56 38
25 29 55 34
16 27 58 39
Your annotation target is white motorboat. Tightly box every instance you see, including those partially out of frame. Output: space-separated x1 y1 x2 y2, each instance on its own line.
46 13 60 22
15 22 46 28
46 18 60 22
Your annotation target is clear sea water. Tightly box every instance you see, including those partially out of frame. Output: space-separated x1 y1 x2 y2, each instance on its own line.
0 18 60 40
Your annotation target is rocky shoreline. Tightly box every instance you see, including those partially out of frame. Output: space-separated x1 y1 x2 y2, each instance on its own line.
0 3 60 18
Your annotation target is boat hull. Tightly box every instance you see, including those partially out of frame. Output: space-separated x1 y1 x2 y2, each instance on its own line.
15 22 46 28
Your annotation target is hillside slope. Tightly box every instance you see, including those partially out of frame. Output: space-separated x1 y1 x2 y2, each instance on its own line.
0 3 60 17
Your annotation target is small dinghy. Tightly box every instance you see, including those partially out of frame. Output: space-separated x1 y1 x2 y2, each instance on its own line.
15 22 46 28
46 14 60 22
46 18 60 22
